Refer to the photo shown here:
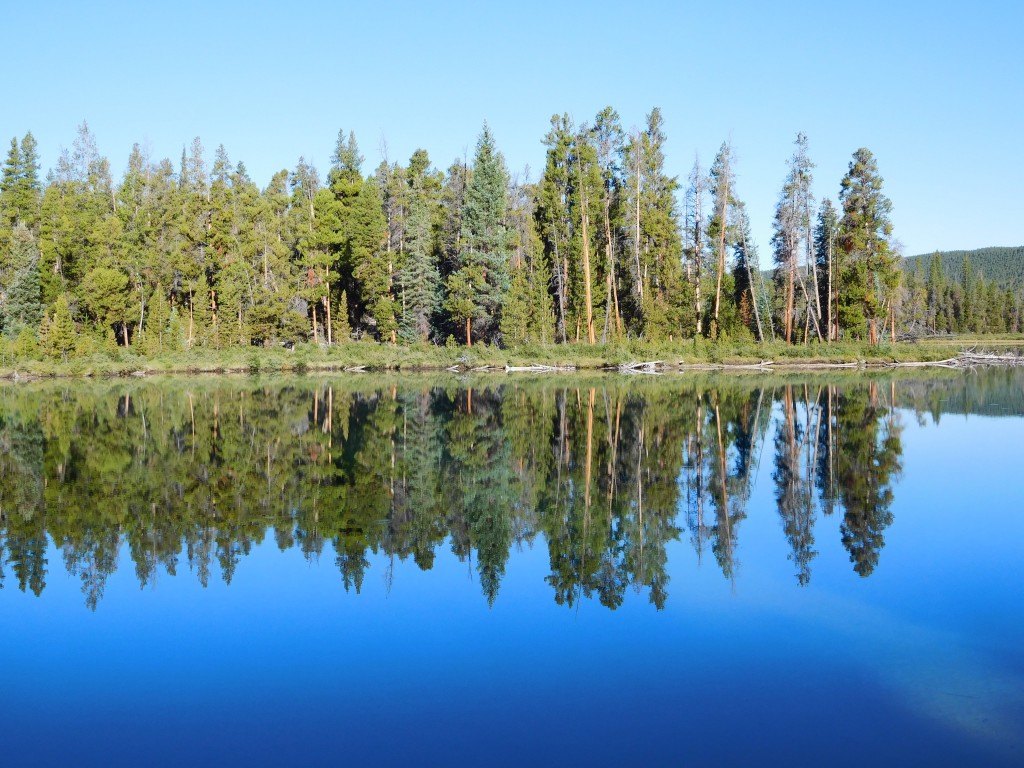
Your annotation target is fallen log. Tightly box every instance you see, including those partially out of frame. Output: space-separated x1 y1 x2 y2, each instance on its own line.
504 364 575 372
618 360 663 373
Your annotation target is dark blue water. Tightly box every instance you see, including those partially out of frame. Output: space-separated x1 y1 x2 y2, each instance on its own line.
0 372 1021 766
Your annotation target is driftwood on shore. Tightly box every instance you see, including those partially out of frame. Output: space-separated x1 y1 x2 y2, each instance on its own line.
618 360 663 374
504 364 577 373
886 350 1024 369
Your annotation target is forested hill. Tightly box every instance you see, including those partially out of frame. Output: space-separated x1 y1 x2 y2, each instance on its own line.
903 247 1024 295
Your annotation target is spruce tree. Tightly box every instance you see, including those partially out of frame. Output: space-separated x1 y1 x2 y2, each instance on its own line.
398 152 441 343
4 224 43 335
446 124 511 344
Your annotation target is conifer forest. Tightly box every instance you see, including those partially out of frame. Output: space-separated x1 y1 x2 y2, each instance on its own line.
0 112 1020 363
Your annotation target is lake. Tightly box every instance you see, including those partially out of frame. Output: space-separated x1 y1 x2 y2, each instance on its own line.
0 370 1022 766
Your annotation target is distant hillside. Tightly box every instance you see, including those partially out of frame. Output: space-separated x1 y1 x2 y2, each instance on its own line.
903 246 1024 295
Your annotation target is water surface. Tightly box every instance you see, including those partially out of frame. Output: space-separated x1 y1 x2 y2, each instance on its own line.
1 370 1021 766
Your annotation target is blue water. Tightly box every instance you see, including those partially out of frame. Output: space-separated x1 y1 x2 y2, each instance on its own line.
0 373 1021 766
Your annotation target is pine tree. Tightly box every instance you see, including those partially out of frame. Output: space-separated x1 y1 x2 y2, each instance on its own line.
333 290 352 343
502 172 552 345
773 133 821 344
446 124 511 344
927 251 945 332
731 203 765 341
684 157 709 336
537 114 574 342
624 109 690 339
46 293 76 361
707 140 736 339
3 224 43 335
144 285 171 355
398 151 441 343
837 148 897 344
350 176 394 341
500 261 531 345
814 199 840 340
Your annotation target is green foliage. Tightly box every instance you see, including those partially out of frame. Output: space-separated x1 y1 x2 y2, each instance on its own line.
903 246 1024 297
43 293 76 360
5 117 1013 366
837 148 897 343
447 124 511 343
3 224 43 335
0 374 960 609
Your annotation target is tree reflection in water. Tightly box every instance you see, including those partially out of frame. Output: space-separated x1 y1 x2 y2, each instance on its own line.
0 372 940 609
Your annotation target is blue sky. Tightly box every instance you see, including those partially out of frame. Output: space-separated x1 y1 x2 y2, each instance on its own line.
5 0 1021 258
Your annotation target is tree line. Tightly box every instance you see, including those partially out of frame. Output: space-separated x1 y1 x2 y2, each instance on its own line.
0 375 916 610
899 250 1022 335
4 113 1005 360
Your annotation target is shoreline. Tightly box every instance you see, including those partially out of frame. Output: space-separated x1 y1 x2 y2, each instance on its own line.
2 340 1022 381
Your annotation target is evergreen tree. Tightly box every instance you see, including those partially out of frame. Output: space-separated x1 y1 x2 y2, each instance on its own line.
0 132 40 234
350 175 395 341
927 251 945 332
623 109 690 339
731 202 765 341
3 224 44 335
536 114 574 342
592 106 626 341
837 148 897 344
707 140 737 338
772 133 821 344
814 199 839 340
501 172 552 345
398 150 441 343
333 290 352 343
445 124 511 345
45 293 76 361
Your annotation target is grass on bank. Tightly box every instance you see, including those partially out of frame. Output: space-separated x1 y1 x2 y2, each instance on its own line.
2 333 1021 378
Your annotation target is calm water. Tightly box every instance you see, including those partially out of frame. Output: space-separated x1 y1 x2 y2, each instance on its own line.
0 370 1022 766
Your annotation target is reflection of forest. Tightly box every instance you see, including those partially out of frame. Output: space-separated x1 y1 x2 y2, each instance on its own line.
1 370 999 610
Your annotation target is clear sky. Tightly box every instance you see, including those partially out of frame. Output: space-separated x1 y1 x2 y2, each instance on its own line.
4 0 1021 257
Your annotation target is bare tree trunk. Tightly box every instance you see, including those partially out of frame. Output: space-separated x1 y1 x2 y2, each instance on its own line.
323 273 332 345
741 225 764 342
795 261 823 343
211 289 218 347
581 186 595 344
807 201 823 339
693 176 704 337
553 237 567 343
713 158 729 338
786 241 795 343
634 145 643 304
465 316 472 347
585 388 594 509
827 231 834 341
603 194 621 338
